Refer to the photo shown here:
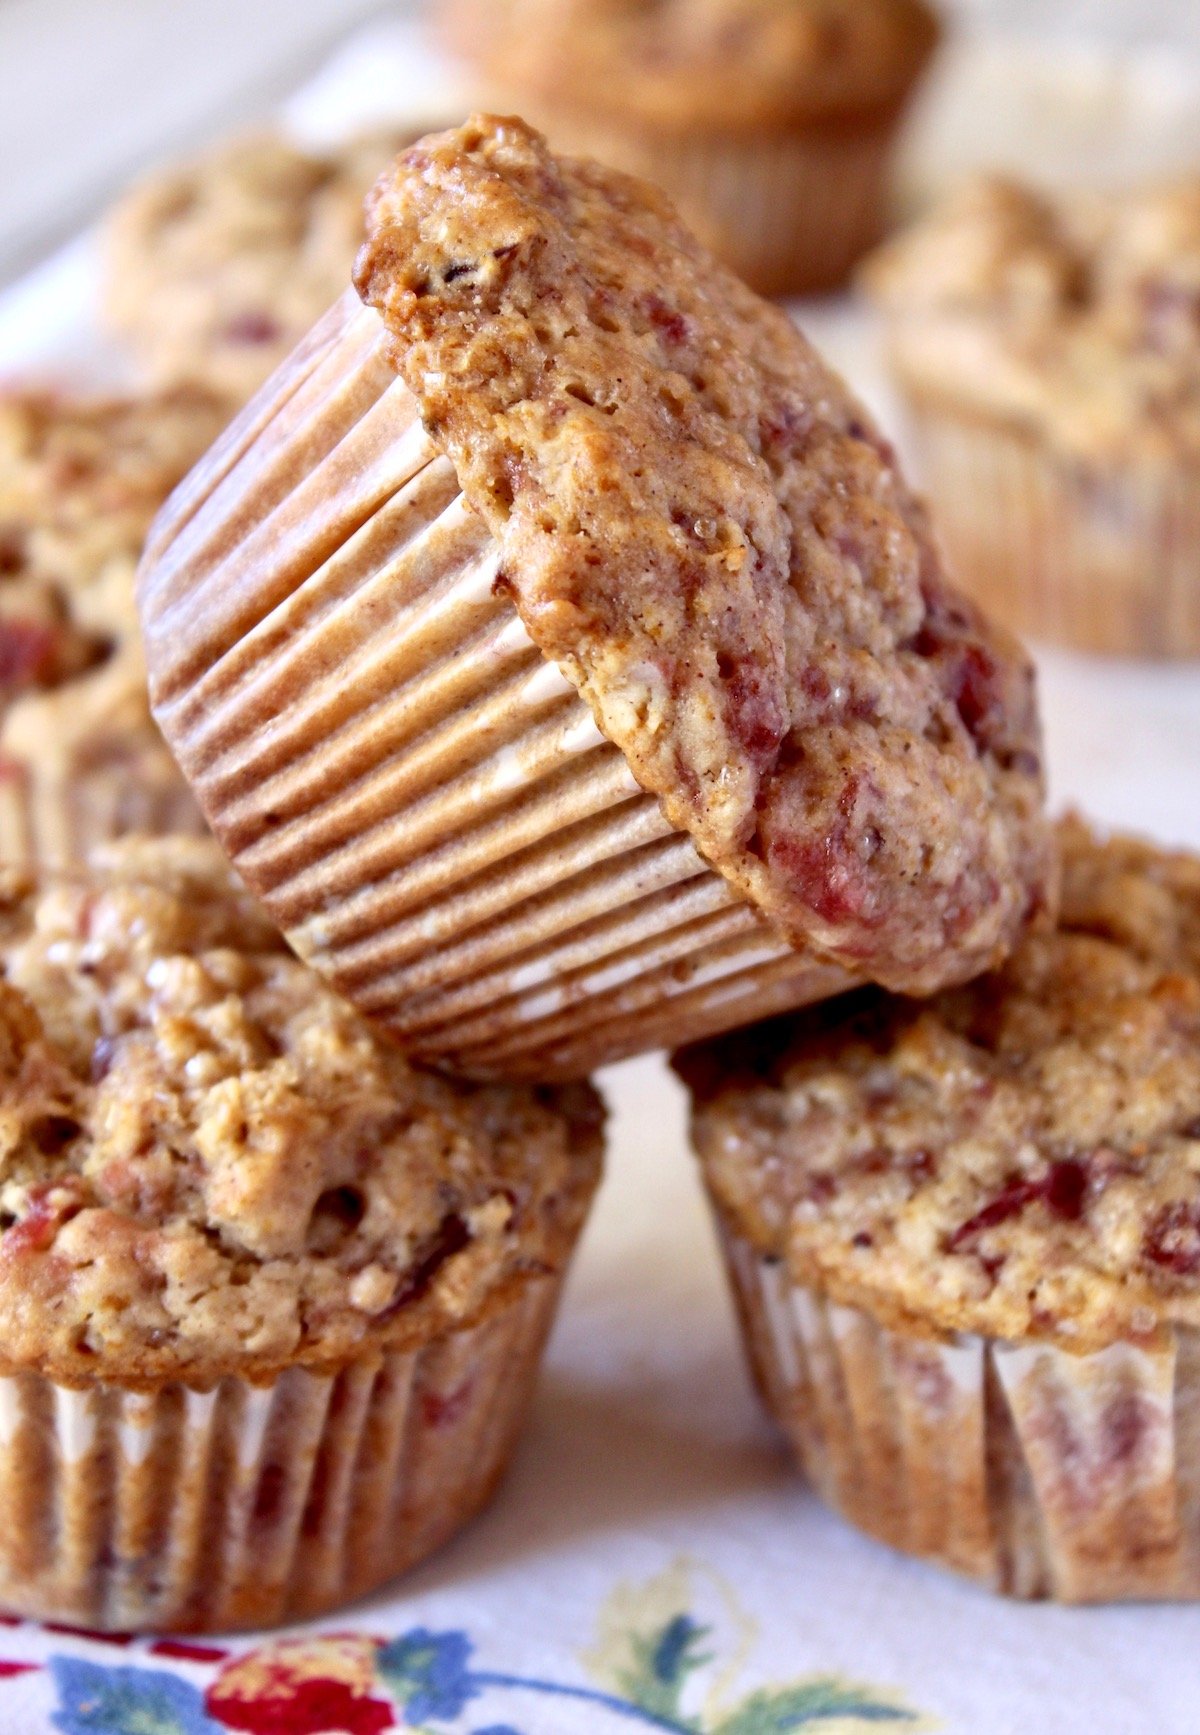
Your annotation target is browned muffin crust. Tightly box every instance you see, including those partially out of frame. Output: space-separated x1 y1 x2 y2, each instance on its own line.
0 838 603 1387
679 816 1200 1352
439 0 940 132
355 116 1050 996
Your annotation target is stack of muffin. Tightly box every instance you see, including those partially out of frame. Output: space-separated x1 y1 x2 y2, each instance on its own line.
2 1 1200 1639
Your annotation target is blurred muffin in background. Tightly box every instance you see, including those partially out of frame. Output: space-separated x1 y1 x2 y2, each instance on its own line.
104 129 418 404
863 175 1200 658
435 0 940 296
0 387 227 863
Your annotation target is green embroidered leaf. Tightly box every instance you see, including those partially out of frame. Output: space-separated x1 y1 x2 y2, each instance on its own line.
712 1678 915 1734
611 1614 711 1721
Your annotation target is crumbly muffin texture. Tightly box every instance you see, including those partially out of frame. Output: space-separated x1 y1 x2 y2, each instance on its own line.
105 129 420 403
0 838 603 1385
864 174 1200 463
439 0 939 131
356 116 1050 996
0 388 224 859
681 817 1200 1352
0 387 228 698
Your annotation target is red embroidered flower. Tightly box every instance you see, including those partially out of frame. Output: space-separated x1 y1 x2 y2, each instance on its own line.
206 1637 394 1735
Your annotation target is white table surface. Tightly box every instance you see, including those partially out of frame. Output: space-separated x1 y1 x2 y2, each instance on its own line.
1 15 1200 1735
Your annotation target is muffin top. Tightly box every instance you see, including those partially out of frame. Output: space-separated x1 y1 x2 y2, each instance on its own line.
105 130 418 403
0 837 603 1385
0 387 228 706
356 117 1050 997
680 817 1200 1353
864 174 1200 463
440 0 940 131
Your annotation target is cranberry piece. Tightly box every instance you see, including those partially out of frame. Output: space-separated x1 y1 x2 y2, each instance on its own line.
224 310 280 345
0 618 57 689
0 532 24 576
643 293 689 346
799 664 832 705
947 642 1003 737
1 1180 84 1258
948 1177 1042 1250
949 1159 1091 1251
768 828 875 931
1144 1201 1200 1274
1044 1159 1088 1221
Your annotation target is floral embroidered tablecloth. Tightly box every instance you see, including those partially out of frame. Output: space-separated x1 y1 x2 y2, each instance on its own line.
2 20 1200 1734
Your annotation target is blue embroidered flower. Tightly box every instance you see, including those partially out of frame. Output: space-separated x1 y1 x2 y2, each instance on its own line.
50 1656 223 1735
376 1627 480 1724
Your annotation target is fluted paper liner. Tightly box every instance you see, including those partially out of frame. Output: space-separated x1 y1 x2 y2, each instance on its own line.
901 389 1200 658
139 291 856 1080
720 1224 1200 1601
0 1271 559 1633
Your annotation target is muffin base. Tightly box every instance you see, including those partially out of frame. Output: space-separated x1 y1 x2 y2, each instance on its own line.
902 388 1200 658
718 1222 1200 1602
0 1272 559 1633
140 291 857 1080
484 101 905 298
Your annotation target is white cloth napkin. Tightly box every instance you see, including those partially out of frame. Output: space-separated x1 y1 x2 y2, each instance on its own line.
1 20 1200 1733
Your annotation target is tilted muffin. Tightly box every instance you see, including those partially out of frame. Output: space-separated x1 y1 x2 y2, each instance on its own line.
138 116 1050 1081
438 0 939 296
0 835 602 1630
105 129 421 405
0 387 228 864
678 815 1200 1601
863 174 1200 656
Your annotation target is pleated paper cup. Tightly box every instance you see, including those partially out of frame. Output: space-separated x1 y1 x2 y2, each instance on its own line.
138 290 857 1081
900 388 1200 658
0 1270 560 1633
0 643 207 869
716 1219 1200 1602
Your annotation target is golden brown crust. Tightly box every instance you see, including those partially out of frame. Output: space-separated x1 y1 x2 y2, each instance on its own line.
864 174 1200 466
680 817 1200 1353
104 129 421 404
0 838 603 1387
438 0 940 132
355 116 1051 996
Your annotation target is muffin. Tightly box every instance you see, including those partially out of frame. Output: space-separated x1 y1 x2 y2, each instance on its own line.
0 387 228 864
105 129 420 405
437 0 940 296
863 174 1200 657
0 835 602 1631
678 815 1200 1601
133 115 1047 1075
137 116 1050 1081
